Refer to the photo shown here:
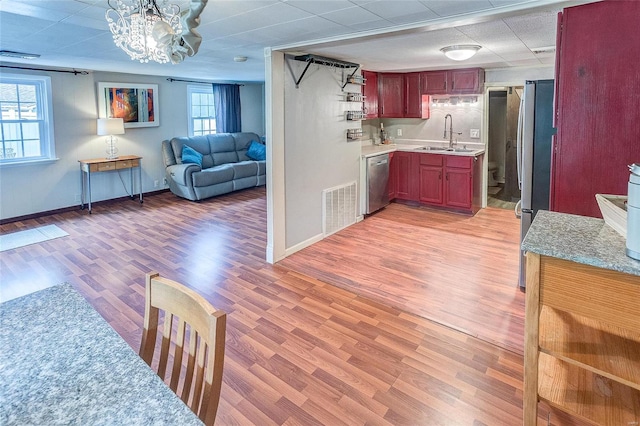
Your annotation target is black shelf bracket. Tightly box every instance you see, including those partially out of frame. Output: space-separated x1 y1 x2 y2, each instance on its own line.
290 54 359 88
340 65 361 90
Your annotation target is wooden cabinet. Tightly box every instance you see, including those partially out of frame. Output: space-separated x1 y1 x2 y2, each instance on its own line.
420 71 448 95
444 156 473 210
404 72 422 118
388 152 397 200
362 70 378 119
394 151 417 200
421 68 484 95
418 154 443 205
524 253 640 426
550 0 640 218
378 73 404 118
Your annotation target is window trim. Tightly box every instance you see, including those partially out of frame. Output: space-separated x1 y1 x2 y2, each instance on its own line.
187 84 216 137
0 73 56 166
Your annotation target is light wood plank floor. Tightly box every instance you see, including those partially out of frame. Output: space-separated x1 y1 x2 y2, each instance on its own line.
280 202 525 355
0 188 586 425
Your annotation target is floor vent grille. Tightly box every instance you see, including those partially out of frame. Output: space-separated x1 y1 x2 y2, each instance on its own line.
322 181 357 237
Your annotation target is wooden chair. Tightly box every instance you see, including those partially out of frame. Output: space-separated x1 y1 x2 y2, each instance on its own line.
139 272 226 425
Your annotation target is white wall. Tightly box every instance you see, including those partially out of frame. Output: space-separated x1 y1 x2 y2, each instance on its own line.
0 68 264 220
283 59 361 249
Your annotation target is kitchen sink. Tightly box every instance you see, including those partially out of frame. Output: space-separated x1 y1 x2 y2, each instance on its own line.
454 148 474 153
414 146 449 151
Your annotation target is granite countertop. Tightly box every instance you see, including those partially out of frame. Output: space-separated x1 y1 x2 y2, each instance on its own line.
361 141 485 158
0 284 203 425
522 210 640 277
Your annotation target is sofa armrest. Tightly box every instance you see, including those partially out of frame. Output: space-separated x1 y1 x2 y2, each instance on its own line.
166 163 201 186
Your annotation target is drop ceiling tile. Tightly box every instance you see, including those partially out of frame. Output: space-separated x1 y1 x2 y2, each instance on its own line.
503 11 558 49
320 6 385 26
203 0 281 22
360 1 435 20
0 12 54 41
0 0 71 22
419 0 495 17
286 1 356 15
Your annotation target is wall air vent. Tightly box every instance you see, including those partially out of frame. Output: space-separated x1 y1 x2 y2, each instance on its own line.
0 50 40 59
322 181 357 237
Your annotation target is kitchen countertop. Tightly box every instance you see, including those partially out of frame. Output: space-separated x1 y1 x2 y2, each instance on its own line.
361 142 485 158
522 210 640 276
0 284 203 425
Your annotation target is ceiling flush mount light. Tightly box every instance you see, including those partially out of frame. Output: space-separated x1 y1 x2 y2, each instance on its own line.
0 50 41 60
440 45 482 61
105 0 183 64
233 56 248 62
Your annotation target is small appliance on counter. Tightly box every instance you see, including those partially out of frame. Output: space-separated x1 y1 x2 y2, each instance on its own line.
627 163 640 260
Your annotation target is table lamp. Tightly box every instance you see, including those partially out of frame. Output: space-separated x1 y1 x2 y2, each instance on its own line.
97 118 124 159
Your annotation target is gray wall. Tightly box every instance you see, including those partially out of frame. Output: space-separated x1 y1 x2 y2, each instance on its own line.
283 60 361 248
0 68 264 220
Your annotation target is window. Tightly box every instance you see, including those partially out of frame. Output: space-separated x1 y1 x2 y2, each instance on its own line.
188 85 216 136
0 74 55 164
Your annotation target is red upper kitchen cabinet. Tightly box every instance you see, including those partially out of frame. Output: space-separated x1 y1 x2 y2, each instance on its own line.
421 71 448 95
551 0 640 217
421 68 484 95
404 72 422 118
378 73 405 118
362 70 378 119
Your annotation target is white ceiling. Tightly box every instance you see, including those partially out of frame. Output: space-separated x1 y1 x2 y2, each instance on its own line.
0 0 596 82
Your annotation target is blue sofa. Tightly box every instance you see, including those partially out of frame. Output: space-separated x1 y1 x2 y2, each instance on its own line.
161 132 265 201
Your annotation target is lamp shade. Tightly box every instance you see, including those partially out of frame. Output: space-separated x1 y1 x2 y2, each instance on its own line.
97 118 125 136
440 45 482 61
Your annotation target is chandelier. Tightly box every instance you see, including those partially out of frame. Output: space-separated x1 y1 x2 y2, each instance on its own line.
106 0 183 64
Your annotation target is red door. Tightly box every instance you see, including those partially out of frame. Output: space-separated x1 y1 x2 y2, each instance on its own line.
421 71 448 94
395 152 416 200
378 73 404 118
388 152 397 200
404 73 422 118
419 166 443 205
445 168 472 209
362 70 378 119
551 1 640 217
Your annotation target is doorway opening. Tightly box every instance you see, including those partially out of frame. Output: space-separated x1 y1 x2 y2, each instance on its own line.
486 86 522 210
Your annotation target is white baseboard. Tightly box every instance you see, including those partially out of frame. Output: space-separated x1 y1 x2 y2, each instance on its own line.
284 233 324 258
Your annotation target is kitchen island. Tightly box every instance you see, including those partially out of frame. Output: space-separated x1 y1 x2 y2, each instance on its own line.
521 210 640 426
0 284 203 425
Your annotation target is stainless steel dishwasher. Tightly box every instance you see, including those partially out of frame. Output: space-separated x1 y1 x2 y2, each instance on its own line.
366 153 390 214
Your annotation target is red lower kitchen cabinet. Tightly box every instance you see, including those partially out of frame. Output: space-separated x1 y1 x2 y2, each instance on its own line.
444 156 473 210
418 154 444 205
388 152 397 200
394 151 417 200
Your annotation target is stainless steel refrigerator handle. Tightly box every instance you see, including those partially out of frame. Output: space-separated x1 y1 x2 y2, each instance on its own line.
514 199 522 218
516 95 525 191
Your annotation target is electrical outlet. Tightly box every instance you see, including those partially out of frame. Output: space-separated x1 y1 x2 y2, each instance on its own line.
397 128 403 137
163 178 168 186
154 180 159 188
470 129 480 139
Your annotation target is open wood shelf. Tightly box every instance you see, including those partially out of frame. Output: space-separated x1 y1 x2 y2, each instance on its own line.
539 305 640 391
538 352 640 426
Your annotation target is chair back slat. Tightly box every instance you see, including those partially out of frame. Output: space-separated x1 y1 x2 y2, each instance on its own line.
138 272 226 426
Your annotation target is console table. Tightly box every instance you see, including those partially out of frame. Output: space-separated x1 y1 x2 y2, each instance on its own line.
79 155 142 213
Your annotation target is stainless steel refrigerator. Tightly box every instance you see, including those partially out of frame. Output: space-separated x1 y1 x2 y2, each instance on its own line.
516 80 556 289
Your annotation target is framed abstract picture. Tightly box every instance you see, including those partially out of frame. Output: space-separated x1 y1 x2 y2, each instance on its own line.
98 82 159 128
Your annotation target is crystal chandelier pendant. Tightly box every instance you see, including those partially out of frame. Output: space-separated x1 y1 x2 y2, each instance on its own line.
106 0 182 64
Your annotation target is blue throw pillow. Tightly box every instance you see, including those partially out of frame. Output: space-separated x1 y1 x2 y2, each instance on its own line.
182 144 203 167
246 140 266 161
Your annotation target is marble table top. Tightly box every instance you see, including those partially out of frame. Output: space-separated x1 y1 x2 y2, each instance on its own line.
0 283 203 425
522 210 640 276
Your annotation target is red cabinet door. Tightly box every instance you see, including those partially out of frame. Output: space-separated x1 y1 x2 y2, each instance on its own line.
445 168 472 209
421 71 448 94
388 152 397 200
551 0 640 217
378 73 404 118
449 68 484 94
419 166 443 205
404 72 422 118
395 152 416 200
362 70 378 119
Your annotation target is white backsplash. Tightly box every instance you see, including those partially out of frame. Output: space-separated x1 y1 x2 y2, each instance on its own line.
362 95 484 146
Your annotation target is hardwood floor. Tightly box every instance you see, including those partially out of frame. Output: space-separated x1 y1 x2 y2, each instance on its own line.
0 188 587 425
280 202 525 354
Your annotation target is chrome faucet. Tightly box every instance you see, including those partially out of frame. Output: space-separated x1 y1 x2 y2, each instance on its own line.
443 114 461 149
